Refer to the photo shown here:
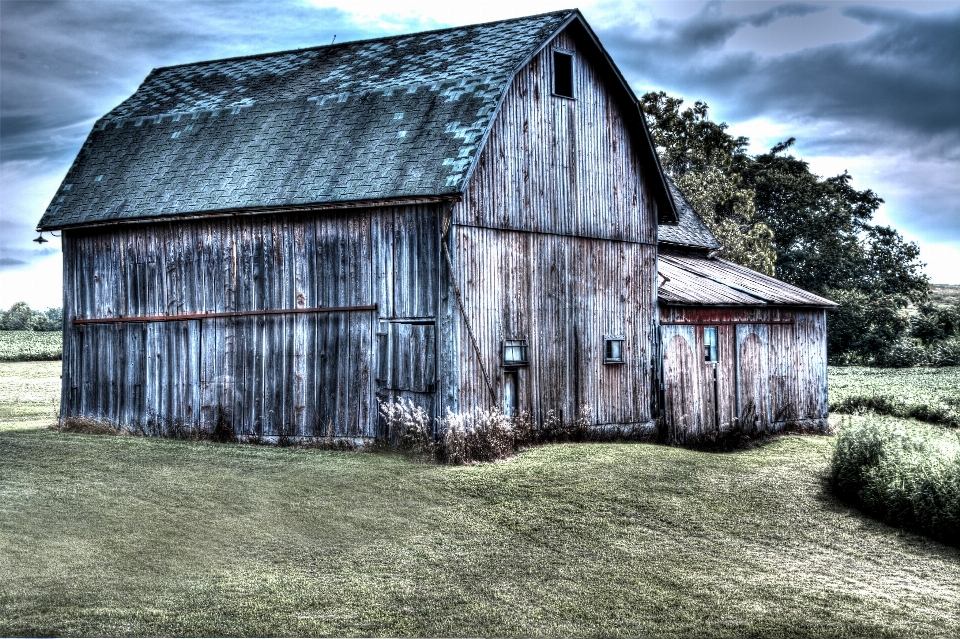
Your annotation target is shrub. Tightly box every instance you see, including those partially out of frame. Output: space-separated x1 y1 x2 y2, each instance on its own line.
831 417 960 545
378 397 433 454
379 400 605 464
439 407 515 464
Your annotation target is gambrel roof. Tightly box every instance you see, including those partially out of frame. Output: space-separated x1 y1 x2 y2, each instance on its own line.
38 10 677 231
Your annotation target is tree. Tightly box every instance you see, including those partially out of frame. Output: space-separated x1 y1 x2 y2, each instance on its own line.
640 91 931 364
640 91 776 275
0 302 62 331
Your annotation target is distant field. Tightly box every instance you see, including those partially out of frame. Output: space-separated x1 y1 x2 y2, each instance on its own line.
2 363 960 637
0 331 62 362
829 366 960 427
931 284 960 306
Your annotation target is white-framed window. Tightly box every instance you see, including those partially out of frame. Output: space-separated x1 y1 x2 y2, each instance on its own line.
704 326 718 362
604 336 625 364
502 339 529 366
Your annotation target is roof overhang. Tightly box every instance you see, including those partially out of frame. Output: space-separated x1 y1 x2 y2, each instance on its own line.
41 194 461 233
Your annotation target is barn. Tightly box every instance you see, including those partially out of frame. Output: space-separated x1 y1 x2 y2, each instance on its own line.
38 10 678 443
37 9 834 445
656 178 836 443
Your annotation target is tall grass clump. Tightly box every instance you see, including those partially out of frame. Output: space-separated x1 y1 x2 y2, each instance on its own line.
378 397 433 454
378 399 601 464
440 407 515 464
831 417 960 545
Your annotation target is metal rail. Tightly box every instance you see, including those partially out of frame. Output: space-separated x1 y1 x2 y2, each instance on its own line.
72 304 377 325
659 319 795 325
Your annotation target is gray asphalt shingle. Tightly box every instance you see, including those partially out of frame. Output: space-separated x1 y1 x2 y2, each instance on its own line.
39 11 574 230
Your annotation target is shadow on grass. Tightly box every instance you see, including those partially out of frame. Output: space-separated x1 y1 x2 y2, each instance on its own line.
811 465 960 556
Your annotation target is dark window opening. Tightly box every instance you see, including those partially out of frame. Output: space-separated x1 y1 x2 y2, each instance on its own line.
604 338 624 364
504 371 518 417
704 326 718 362
502 339 529 367
553 51 574 98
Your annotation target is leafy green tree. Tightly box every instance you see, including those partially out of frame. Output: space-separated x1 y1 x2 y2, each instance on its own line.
0 302 63 331
640 91 776 275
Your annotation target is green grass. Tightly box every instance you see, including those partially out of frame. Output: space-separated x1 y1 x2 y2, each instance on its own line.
2 364 960 637
829 366 960 426
930 284 960 307
0 360 61 429
0 330 62 362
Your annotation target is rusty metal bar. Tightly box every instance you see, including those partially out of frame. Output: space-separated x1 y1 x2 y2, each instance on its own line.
72 304 377 325
659 319 795 326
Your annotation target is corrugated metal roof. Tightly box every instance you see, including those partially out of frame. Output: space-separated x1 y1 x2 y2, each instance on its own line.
657 175 720 251
39 11 575 230
659 252 837 307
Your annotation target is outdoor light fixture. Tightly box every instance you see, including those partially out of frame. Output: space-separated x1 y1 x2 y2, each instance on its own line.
33 233 48 244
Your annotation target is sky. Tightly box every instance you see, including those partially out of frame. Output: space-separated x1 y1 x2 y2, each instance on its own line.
1 0 958 310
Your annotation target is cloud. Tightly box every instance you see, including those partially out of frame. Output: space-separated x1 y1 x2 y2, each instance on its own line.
598 1 960 266
0 0 374 163
604 3 960 140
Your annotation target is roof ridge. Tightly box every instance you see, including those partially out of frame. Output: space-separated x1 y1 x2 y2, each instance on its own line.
151 9 577 73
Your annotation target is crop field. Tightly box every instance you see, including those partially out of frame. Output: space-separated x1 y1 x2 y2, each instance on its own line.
828 366 960 427
0 331 62 362
2 363 960 637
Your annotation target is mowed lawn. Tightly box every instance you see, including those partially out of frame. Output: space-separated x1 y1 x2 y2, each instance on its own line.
1 362 959 637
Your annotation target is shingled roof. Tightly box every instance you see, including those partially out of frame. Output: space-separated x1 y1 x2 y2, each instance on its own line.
38 10 676 231
657 175 721 251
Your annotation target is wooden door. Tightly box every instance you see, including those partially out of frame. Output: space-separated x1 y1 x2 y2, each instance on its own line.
376 320 437 441
660 325 699 442
735 324 769 433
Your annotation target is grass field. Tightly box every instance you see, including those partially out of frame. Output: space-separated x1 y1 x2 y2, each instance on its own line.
0 330 62 362
2 363 959 637
828 366 960 426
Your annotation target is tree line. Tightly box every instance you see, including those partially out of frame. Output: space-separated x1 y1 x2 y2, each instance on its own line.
0 302 63 331
641 91 960 366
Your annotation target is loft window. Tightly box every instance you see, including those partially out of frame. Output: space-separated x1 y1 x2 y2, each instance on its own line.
604 337 624 364
553 50 574 98
704 327 719 362
502 339 529 366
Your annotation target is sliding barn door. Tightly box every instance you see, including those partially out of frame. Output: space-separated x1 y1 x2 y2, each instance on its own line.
376 321 437 441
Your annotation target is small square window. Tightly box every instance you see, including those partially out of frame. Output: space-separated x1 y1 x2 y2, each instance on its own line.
604 337 624 364
502 339 529 366
704 326 719 363
553 50 574 98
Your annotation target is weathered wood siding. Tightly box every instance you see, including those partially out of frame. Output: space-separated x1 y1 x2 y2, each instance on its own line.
456 28 656 244
658 306 829 442
445 25 659 429
60 204 441 439
446 227 657 427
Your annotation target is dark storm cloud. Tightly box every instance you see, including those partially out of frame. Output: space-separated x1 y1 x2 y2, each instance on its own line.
603 2 960 146
597 1 960 247
634 2 827 56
